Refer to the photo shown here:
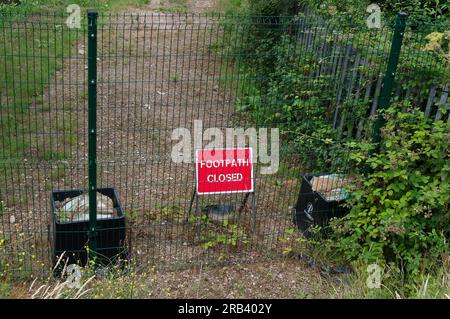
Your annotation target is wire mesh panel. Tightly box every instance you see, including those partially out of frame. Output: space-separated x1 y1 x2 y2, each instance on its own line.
0 10 447 277
94 13 295 269
394 22 449 123
0 13 88 276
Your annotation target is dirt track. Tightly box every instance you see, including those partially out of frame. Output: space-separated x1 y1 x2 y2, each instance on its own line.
0 0 341 299
1 0 299 278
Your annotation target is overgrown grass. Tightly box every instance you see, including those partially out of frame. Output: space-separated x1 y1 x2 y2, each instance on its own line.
216 0 244 14
156 0 188 14
0 252 158 299
0 0 148 195
278 228 450 299
0 0 149 15
0 0 149 148
332 264 450 299
0 17 75 161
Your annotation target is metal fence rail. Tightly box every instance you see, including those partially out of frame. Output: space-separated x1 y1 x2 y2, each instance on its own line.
0 10 448 277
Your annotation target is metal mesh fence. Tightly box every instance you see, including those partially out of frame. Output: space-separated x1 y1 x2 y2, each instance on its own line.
0 9 448 277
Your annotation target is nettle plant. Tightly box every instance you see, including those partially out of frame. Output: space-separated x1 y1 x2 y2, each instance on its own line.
330 102 450 279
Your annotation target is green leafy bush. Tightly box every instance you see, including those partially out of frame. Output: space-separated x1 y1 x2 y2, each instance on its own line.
300 0 449 22
229 31 368 172
331 102 449 279
376 0 449 22
246 0 299 16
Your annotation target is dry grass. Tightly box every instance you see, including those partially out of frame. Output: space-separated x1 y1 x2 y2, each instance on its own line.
28 253 95 299
2 251 449 299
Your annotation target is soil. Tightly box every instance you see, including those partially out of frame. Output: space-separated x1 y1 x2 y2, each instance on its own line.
149 258 340 298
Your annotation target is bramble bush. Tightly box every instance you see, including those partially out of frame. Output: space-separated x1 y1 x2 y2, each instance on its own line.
300 0 449 22
330 102 449 280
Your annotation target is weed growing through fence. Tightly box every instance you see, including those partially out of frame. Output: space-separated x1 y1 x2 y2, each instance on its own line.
187 215 250 251
146 204 184 222
201 218 249 250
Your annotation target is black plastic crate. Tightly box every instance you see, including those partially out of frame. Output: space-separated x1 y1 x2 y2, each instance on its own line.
293 174 350 236
49 188 127 267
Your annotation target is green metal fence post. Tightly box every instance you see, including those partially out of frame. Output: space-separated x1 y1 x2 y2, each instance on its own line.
87 9 98 261
371 12 408 148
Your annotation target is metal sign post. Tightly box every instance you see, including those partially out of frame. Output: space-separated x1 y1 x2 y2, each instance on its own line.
87 9 98 261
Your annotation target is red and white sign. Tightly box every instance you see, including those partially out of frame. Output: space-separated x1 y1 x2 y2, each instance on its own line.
195 148 254 195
